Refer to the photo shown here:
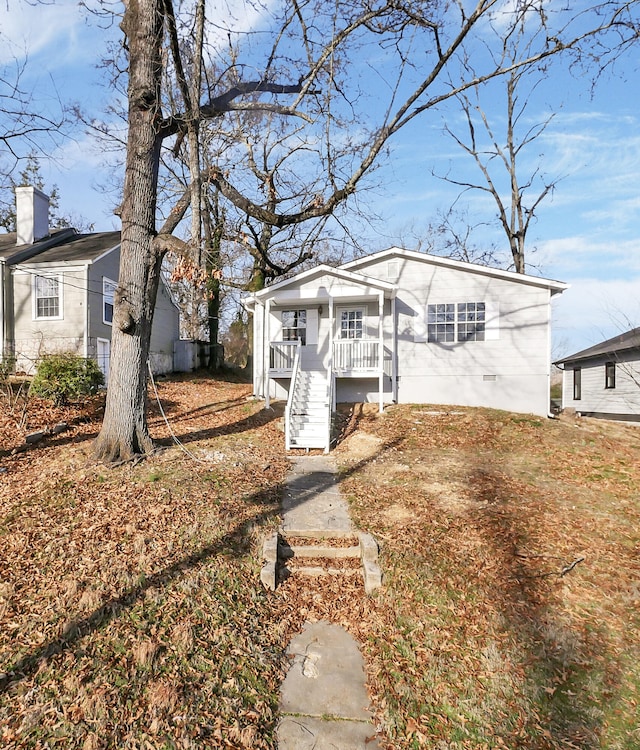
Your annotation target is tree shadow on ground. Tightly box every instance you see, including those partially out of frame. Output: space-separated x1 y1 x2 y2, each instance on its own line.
0 437 395 696
464 463 620 748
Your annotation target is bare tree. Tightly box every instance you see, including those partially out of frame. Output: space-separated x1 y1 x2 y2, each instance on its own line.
437 57 559 273
0 52 68 218
93 0 640 462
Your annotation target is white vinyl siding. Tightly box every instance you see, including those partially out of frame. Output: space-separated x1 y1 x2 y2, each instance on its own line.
563 353 640 417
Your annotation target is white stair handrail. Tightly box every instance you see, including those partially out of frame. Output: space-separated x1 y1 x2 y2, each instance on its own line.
325 365 334 454
284 339 302 451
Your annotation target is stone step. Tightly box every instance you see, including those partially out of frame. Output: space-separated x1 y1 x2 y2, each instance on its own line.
260 531 382 594
280 542 361 560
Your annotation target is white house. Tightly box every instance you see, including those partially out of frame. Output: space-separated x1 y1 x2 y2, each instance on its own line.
0 186 180 379
555 328 640 421
242 247 567 451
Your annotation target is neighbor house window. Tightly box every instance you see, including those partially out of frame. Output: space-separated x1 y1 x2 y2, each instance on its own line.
605 361 616 389
573 367 582 400
103 278 117 324
282 309 307 345
427 302 485 343
33 274 62 319
340 309 364 339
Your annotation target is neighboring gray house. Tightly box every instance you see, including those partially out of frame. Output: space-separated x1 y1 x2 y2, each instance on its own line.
0 186 180 379
242 247 567 451
555 328 640 421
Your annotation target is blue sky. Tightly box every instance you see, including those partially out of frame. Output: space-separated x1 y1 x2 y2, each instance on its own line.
2 0 639 357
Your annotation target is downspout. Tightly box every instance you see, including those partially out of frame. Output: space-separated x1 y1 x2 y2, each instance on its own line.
0 259 5 360
329 294 334 409
378 291 384 413
391 295 398 403
253 299 262 398
264 298 271 408
547 289 555 419
84 263 90 359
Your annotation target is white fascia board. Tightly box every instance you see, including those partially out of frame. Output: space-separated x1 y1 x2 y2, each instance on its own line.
341 246 568 294
244 264 396 302
89 243 121 265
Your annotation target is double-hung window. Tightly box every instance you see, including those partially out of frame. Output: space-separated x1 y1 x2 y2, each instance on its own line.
34 274 62 319
573 367 582 400
103 278 117 324
605 361 616 389
427 302 485 343
282 309 307 345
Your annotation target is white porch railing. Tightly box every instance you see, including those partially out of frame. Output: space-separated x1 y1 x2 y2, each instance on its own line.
333 339 380 371
284 341 302 451
270 340 299 371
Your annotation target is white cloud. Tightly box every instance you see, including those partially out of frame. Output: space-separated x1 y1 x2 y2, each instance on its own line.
0 2 94 66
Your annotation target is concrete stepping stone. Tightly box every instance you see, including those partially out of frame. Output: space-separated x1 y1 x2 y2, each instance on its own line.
277 621 380 749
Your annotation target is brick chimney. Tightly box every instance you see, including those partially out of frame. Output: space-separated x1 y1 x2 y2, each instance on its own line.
15 186 50 245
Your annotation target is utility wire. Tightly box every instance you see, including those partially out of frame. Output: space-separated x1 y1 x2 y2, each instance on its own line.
147 361 207 464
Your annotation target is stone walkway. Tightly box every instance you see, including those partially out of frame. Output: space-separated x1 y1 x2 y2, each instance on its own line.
276 455 381 750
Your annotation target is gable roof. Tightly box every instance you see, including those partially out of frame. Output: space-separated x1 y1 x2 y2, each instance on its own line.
341 247 568 295
6 231 121 266
242 263 396 308
555 327 640 365
0 228 77 264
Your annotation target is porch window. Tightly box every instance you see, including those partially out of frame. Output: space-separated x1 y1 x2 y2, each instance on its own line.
605 361 616 389
427 301 485 343
103 277 117 324
34 274 62 319
282 309 306 345
340 309 364 339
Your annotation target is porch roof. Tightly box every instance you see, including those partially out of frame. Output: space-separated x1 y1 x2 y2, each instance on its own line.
242 264 396 311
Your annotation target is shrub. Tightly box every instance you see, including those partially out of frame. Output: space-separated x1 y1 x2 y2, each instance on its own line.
0 355 16 384
31 353 104 405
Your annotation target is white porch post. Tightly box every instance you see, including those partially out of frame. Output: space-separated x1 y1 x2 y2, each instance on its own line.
378 291 384 413
265 299 271 409
329 295 335 410
391 295 398 403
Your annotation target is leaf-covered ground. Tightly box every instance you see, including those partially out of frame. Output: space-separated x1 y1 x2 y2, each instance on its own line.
2 380 639 748
1 374 292 748
333 406 640 750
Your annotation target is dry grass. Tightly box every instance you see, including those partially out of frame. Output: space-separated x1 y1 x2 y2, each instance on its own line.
333 405 640 749
0 373 293 749
2 382 640 748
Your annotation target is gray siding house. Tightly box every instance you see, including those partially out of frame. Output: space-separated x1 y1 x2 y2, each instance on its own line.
243 247 567 451
0 187 180 379
555 328 640 421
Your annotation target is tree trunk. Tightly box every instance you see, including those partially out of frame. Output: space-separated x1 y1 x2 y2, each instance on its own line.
93 0 164 462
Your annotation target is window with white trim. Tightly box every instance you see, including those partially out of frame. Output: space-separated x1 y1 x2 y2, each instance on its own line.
103 278 117 324
427 302 485 343
605 361 616 389
281 309 307 345
340 308 364 339
33 274 62 319
573 367 582 400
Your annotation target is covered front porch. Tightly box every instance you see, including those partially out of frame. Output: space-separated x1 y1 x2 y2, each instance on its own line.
264 286 397 414
243 263 397 451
